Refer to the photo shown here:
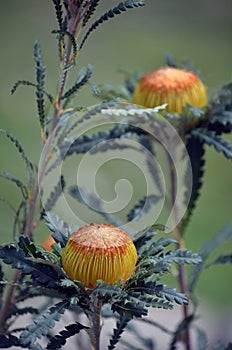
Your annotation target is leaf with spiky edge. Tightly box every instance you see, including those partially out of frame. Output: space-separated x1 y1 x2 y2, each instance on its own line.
10 305 39 318
112 300 148 318
11 80 54 103
0 129 33 170
0 335 21 348
108 316 130 350
189 221 232 294
19 300 69 347
192 128 232 158
127 194 162 222
153 249 202 265
52 30 78 63
61 65 93 108
208 111 232 134
1 172 28 199
69 185 122 226
181 134 205 234
154 285 188 305
0 240 62 290
82 0 101 27
52 0 63 30
46 321 89 350
12 200 27 238
34 41 46 131
205 253 232 268
207 81 232 134
44 175 65 212
79 0 145 50
44 212 72 248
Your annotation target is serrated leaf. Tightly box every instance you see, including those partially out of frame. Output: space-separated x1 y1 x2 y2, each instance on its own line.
181 135 205 233
20 300 69 347
0 129 33 170
44 175 65 212
62 65 93 108
34 41 46 130
155 285 188 305
108 316 130 350
46 321 89 350
52 0 63 30
43 212 72 248
1 172 28 198
0 241 61 289
82 0 101 27
0 334 21 348
80 0 145 50
192 128 232 158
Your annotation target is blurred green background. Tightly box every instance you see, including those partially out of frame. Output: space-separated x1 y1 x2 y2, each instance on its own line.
0 0 232 315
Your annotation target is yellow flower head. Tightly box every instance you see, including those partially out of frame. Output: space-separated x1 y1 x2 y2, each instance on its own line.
62 223 138 288
132 66 207 113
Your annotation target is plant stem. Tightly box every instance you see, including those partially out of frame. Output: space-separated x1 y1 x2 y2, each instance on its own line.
0 269 20 330
87 297 102 350
169 156 191 350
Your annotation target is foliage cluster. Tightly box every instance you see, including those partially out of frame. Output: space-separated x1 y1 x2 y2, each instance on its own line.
0 1 232 349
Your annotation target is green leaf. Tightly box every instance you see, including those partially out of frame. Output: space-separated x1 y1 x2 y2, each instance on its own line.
47 322 89 350
80 0 145 50
0 129 33 170
192 128 232 158
0 335 21 348
34 41 46 130
108 316 130 350
181 135 205 233
82 0 101 27
62 65 93 108
44 175 65 212
52 0 63 30
206 253 232 267
1 172 28 199
19 300 69 347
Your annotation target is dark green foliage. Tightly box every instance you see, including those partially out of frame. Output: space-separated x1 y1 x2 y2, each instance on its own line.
1 172 28 199
108 316 130 350
44 212 71 247
0 237 62 290
207 82 232 134
34 42 46 130
82 0 101 27
206 253 232 267
0 334 21 348
192 129 232 158
80 0 145 49
19 300 69 348
46 322 89 349
61 64 93 108
11 80 53 104
0 129 33 171
44 175 65 212
181 135 205 233
52 0 63 30
52 30 78 63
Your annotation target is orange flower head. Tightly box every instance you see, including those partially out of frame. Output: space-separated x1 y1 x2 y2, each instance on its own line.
42 236 56 252
132 66 207 113
61 223 138 288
